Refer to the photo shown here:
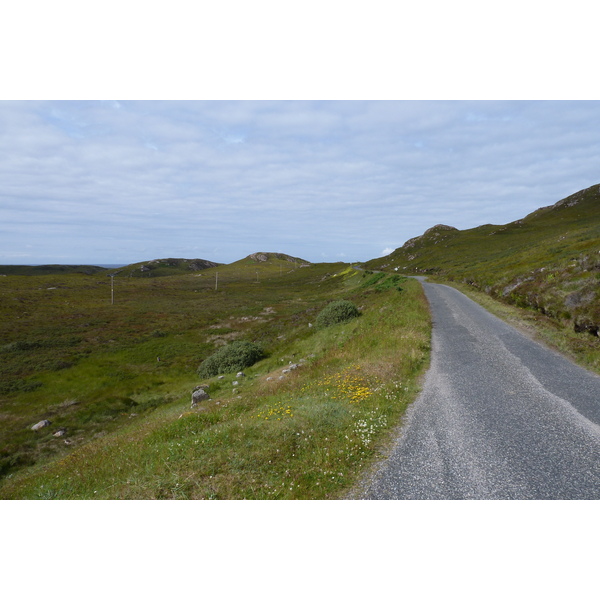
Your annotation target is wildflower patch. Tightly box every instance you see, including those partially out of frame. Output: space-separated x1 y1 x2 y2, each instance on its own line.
253 401 294 421
304 365 376 404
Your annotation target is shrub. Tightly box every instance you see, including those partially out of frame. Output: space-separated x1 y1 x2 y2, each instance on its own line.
198 341 264 378
315 300 360 329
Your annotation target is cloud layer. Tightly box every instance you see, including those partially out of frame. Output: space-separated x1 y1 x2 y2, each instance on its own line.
1 100 599 265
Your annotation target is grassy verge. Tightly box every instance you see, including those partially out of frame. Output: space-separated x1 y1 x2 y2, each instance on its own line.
0 275 431 499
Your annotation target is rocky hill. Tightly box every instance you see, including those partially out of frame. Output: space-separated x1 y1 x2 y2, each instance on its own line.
234 252 311 266
114 258 222 277
365 183 600 336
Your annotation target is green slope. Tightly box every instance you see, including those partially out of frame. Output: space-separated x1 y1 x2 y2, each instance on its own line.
0 258 432 499
365 183 600 334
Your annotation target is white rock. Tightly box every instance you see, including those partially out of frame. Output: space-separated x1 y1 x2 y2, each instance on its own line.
31 420 50 431
191 388 210 407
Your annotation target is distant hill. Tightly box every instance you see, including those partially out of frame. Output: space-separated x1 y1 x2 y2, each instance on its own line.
0 254 312 279
112 258 222 277
232 252 311 266
0 264 109 276
365 183 600 335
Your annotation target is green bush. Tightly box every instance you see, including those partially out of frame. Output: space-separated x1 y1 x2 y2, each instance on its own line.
315 300 360 329
198 341 265 378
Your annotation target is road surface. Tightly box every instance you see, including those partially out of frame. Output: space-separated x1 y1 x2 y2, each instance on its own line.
360 281 600 499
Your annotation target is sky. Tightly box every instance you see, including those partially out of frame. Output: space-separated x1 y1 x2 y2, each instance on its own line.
2 99 599 266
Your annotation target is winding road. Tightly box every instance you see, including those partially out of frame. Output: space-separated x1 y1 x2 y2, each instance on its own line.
360 280 600 499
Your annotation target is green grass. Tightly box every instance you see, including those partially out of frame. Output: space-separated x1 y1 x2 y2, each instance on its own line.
0 259 431 498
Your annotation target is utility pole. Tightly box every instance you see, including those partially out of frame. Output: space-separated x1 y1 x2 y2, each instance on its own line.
215 272 218 291
109 271 122 304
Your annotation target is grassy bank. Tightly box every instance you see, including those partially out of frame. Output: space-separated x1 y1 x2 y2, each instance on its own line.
0 268 431 499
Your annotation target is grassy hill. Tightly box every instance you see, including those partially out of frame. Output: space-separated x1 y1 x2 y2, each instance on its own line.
108 257 222 277
364 183 600 352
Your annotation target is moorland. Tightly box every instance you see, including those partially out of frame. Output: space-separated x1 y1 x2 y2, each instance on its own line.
0 255 430 498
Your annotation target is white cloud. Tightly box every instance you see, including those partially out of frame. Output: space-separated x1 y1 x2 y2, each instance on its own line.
380 248 394 256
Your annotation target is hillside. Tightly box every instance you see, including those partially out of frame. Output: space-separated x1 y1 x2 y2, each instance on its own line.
364 183 600 338
231 252 310 267
110 257 222 277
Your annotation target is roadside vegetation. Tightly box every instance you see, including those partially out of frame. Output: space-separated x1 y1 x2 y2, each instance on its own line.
0 258 430 499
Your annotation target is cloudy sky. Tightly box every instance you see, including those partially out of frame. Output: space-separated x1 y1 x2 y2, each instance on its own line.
2 3 599 267
1 100 599 265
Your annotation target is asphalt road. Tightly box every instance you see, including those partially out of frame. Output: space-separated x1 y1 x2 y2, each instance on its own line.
360 281 600 499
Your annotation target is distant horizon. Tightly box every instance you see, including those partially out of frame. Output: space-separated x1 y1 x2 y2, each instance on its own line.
0 262 128 268
2 177 598 270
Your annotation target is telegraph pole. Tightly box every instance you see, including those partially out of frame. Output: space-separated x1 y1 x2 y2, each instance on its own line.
109 271 122 304
215 271 218 291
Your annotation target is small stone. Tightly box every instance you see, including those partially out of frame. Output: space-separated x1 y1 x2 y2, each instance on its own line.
191 388 210 407
53 428 66 437
236 372 245 377
218 375 225 380
266 377 273 381
31 420 50 431
232 381 239 386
